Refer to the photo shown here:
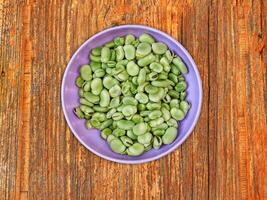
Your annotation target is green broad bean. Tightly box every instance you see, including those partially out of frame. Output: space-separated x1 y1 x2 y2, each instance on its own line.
92 47 102 56
169 99 179 108
180 91 186 100
112 112 124 121
137 104 146 111
94 69 105 78
148 72 158 81
117 104 125 112
116 59 129 66
168 90 180 99
152 129 165 136
107 61 116 68
170 107 185 121
117 71 129 81
110 50 116 61
90 118 101 129
162 127 177 144
91 112 106 122
120 136 133 147
132 76 138 85
93 106 109 112
100 119 113 130
91 78 103 95
151 80 173 87
158 72 168 80
76 76 84 87
106 108 116 118
79 89 84 97
137 53 156 67
163 94 171 103
152 42 167 55
168 73 178 83
90 54 101 62
126 61 139 76
90 62 101 72
103 76 118 89
144 85 159 94
82 81 90 92
86 120 92 128
117 120 135 130
126 143 144 156
153 136 162 149
109 97 120 108
121 83 131 96
80 98 94 107
175 81 187 92
101 47 111 63
161 107 171 121
122 105 137 116
148 110 162 120
127 130 138 140
107 134 116 143
137 82 149 93
137 132 153 144
114 37 125 46
84 92 100 104
178 75 185 82
112 128 126 137
109 138 126 154
144 144 152 152
125 34 135 45
80 105 94 115
165 50 173 62
109 85 121 98
122 96 138 106
137 68 147 85
144 117 150 122
135 93 149 104
125 115 133 120
105 41 115 48
146 102 161 110
149 117 164 128
152 123 168 130
139 33 155 44
149 88 165 102
74 107 84 119
136 42 151 57
172 57 188 74
115 46 124 61
180 101 190 114
132 114 143 124
171 63 180 75
111 121 118 129
80 65 92 81
123 45 135 60
101 128 112 139
132 122 147 136
149 62 163 73
99 89 110 107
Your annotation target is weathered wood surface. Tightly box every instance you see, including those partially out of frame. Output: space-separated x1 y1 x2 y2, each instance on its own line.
0 0 266 199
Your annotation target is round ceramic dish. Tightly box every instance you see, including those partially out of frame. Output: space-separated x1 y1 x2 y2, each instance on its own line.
61 25 202 164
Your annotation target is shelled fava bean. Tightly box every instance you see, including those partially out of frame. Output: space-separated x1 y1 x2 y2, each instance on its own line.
74 33 190 156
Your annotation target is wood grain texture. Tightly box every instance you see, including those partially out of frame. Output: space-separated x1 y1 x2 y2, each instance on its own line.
0 0 266 199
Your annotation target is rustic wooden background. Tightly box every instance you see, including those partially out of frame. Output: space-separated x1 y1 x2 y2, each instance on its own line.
0 0 266 199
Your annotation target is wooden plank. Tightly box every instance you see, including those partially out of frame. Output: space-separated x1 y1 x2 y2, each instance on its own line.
0 0 266 200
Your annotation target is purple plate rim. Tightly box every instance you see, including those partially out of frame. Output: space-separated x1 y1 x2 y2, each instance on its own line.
61 24 203 164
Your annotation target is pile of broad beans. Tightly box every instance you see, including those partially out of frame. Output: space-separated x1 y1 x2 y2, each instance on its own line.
74 33 190 156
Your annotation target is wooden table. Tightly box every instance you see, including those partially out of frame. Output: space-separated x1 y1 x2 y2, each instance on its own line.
0 0 266 199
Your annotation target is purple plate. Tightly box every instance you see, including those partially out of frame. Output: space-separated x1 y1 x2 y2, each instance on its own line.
61 25 202 164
